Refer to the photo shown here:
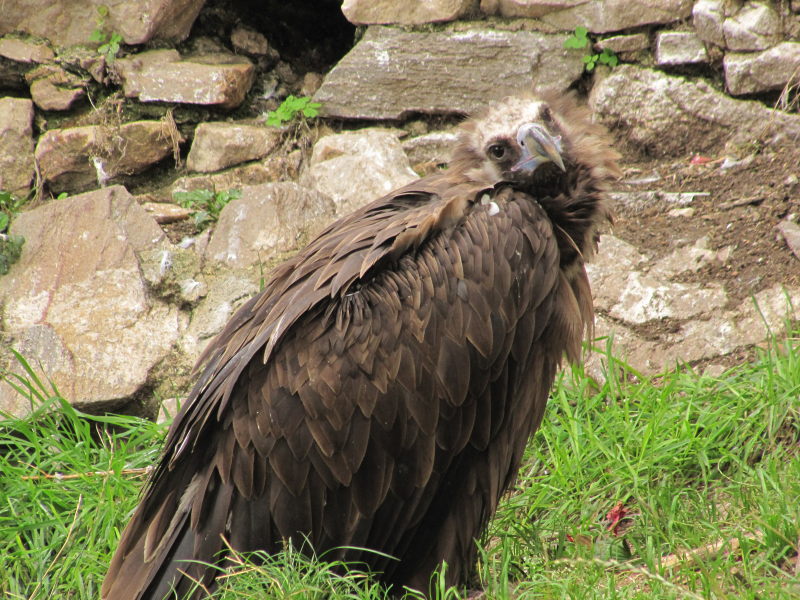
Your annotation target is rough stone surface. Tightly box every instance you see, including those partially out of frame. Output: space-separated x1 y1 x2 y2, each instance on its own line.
777 218 800 260
0 37 54 63
205 182 336 269
168 153 302 202
302 129 418 216
655 31 709 65
0 56 26 90
693 0 726 47
590 65 800 156
114 50 255 109
485 0 693 32
138 246 204 306
649 236 733 278
584 230 800 377
25 64 86 111
342 0 473 24
0 0 204 48
590 286 800 376
187 122 281 173
0 97 35 197
0 186 179 416
723 1 782 51
35 120 179 193
314 26 584 120
724 43 800 96
230 26 272 56
179 273 258 361
402 131 460 171
597 33 650 54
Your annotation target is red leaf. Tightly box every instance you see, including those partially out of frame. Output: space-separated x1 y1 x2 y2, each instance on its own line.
605 502 628 536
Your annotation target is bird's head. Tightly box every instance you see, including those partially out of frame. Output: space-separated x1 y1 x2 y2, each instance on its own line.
451 96 570 187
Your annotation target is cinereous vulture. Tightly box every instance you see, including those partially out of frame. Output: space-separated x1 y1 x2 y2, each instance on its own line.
103 93 620 599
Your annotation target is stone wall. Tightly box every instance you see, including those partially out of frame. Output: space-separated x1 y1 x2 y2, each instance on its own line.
0 0 798 417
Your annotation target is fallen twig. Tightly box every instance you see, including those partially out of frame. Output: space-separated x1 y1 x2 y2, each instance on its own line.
718 196 763 210
660 531 763 571
21 465 153 481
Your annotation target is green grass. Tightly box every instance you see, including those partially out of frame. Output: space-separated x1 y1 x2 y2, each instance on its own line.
1 332 798 599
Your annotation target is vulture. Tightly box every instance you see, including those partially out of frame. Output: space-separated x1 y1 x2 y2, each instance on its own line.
103 93 620 599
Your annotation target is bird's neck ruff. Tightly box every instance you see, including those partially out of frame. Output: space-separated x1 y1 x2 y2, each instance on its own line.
452 95 620 270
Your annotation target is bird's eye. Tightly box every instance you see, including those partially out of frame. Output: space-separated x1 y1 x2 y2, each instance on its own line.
487 144 507 160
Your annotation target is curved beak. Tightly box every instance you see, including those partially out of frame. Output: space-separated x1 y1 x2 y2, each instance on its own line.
512 123 566 173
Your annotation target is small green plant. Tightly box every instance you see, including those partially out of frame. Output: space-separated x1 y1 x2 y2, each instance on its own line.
173 188 241 231
0 190 25 233
0 190 25 275
266 95 321 127
564 26 618 72
89 5 122 63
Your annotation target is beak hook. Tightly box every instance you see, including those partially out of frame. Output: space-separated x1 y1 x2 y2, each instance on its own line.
512 123 566 173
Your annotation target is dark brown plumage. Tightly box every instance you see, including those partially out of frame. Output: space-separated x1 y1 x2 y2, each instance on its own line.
103 93 620 599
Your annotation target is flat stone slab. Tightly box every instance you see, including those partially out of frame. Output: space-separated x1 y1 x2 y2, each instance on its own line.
655 31 708 65
0 37 54 63
597 33 650 54
114 49 254 109
590 65 800 156
342 0 473 24
314 26 584 120
483 0 693 33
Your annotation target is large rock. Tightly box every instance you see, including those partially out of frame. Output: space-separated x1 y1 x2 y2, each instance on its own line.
590 65 800 156
205 182 337 269
0 186 180 416
187 122 281 173
0 97 35 197
0 0 204 48
342 0 473 24
724 42 800 96
35 120 179 193
722 1 782 51
114 50 254 109
302 128 418 216
314 26 584 120
482 0 693 33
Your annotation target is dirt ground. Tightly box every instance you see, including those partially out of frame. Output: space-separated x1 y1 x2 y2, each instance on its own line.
612 142 800 316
